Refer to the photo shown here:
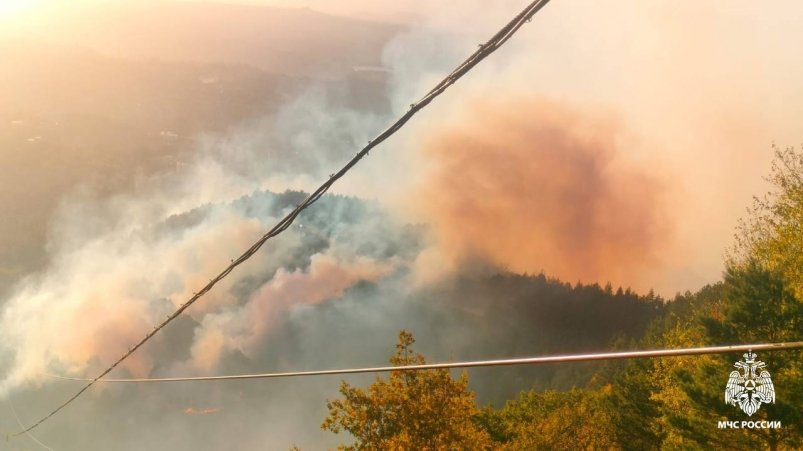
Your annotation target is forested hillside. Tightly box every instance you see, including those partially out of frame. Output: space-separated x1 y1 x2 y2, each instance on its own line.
319 148 803 450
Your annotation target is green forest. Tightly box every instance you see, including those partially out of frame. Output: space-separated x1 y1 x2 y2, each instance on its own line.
316 147 803 451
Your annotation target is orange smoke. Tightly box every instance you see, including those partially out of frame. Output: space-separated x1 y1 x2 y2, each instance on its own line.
183 407 220 415
414 97 671 290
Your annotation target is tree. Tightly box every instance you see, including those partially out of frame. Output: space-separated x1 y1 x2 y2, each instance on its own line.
733 145 803 299
640 145 803 450
657 265 802 450
321 331 492 450
606 360 665 451
641 285 725 450
478 388 621 450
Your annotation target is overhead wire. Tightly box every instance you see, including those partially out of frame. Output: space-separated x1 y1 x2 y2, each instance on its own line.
6 396 55 451
9 0 554 437
43 341 803 383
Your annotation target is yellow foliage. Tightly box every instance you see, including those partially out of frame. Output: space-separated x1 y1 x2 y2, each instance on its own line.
321 331 493 450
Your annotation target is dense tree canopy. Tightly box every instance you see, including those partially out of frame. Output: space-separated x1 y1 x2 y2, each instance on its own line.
478 388 620 450
662 264 803 450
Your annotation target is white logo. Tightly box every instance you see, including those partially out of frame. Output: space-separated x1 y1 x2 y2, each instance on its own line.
725 351 775 416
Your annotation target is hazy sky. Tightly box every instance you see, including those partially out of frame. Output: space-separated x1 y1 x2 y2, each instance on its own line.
0 0 515 28
200 0 426 22
0 0 423 22
3 0 803 293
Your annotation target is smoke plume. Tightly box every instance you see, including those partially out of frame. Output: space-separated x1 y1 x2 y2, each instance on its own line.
413 96 670 291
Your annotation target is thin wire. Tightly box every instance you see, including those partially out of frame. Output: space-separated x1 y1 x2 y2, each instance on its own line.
43 341 803 383
6 396 55 451
9 0 554 436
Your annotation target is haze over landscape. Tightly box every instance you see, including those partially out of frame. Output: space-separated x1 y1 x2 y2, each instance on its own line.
0 1 802 449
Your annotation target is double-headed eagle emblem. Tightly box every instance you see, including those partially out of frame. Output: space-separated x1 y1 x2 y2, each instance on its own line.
725 351 775 416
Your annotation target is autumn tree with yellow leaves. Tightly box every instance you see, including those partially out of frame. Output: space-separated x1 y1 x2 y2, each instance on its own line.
321 330 492 450
734 145 803 299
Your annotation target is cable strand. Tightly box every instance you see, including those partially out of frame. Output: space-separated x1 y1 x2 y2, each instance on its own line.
43 341 803 383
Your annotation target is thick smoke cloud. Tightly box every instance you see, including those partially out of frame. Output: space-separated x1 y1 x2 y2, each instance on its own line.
0 179 421 449
0 179 413 388
413 96 670 291
188 252 395 371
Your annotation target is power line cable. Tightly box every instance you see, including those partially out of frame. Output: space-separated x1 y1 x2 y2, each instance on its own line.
6 396 55 451
9 0 553 437
43 341 803 383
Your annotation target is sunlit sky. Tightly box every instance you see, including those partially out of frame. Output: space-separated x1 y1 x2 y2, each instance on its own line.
0 0 44 17
0 0 422 23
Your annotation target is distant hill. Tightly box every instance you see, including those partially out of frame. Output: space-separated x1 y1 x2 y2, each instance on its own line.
0 39 297 131
6 2 403 77
0 40 388 294
0 2 402 293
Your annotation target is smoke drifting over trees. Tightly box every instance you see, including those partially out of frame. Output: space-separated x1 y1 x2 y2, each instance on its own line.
1 1 802 449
